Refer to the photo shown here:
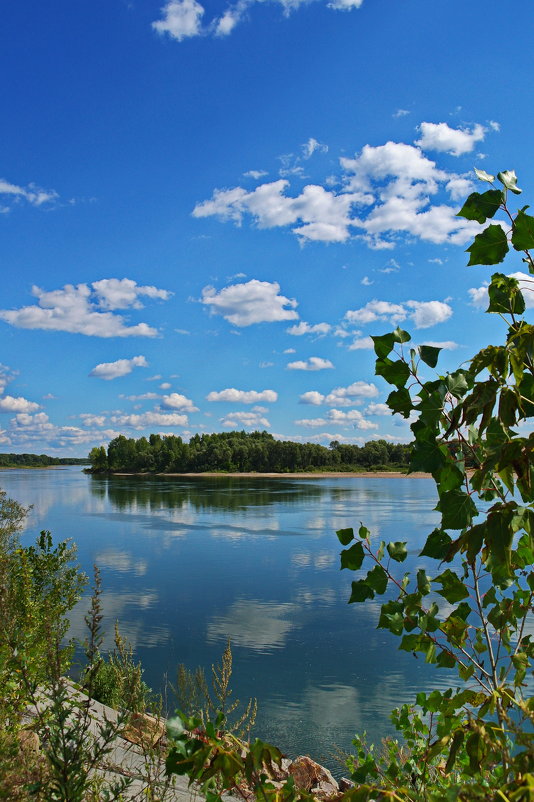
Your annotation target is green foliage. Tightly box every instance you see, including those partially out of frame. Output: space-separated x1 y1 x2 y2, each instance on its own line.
338 169 534 800
89 430 411 474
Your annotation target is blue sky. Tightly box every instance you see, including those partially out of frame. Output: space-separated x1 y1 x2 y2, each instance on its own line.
1 0 533 456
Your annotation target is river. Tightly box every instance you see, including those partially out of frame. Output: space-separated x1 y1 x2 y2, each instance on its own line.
1 466 453 774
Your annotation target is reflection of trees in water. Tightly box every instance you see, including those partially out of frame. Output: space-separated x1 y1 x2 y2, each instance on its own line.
90 476 331 513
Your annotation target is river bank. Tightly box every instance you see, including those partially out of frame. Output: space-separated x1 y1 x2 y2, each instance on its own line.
109 470 431 479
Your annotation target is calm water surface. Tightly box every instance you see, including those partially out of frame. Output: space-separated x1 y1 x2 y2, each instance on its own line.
2 467 454 774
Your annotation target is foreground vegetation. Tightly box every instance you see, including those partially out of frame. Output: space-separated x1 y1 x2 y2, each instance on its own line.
0 170 532 800
88 431 410 474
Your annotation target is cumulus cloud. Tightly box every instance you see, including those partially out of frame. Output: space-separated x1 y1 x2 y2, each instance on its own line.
110 411 188 429
243 170 268 180
0 280 169 338
0 177 58 211
194 124 490 248
365 402 391 416
299 381 378 407
469 272 534 309
286 321 331 336
79 413 106 427
201 280 298 326
0 395 41 413
220 411 271 428
420 340 459 350
89 355 148 380
207 388 278 403
0 364 16 394
7 411 122 450
415 122 486 156
348 336 374 350
287 357 334 371
161 392 198 412
345 298 452 329
295 408 378 430
152 0 204 41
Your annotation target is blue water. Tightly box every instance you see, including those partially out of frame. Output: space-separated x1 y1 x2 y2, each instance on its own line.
2 467 455 773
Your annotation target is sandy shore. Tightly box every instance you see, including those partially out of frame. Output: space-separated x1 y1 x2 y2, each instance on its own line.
113 471 432 479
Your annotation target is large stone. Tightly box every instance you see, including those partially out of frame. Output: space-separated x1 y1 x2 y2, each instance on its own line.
288 756 339 793
121 712 166 747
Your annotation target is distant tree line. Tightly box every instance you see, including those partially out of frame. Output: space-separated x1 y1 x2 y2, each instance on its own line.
88 431 411 474
0 453 89 467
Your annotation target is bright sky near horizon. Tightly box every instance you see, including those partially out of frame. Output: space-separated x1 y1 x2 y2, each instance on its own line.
1 0 533 456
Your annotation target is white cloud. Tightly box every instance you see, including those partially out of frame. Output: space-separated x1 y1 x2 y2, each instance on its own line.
110 411 188 429
0 395 40 413
160 382 172 389
79 413 106 427
345 298 452 329
365 402 391 416
0 364 15 394
406 300 453 329
201 279 298 326
0 280 168 338
295 408 378 430
345 300 407 325
122 392 159 401
348 336 374 350
420 340 459 350
161 392 198 412
0 177 58 210
207 388 278 403
299 381 378 407
361 276 373 286
302 138 328 159
287 357 334 371
243 170 268 180
283 348 296 354
6 411 122 450
92 278 171 310
446 176 474 201
415 122 486 156
89 355 148 380
393 109 410 118
152 0 204 41
220 411 271 428
286 321 331 336
469 272 534 310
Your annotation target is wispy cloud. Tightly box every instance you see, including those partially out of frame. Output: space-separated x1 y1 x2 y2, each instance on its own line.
0 177 59 212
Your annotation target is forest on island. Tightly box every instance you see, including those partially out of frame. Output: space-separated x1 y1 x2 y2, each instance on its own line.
88 431 411 474
0 453 89 468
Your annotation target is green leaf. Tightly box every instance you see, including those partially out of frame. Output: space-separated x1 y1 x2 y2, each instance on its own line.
366 564 388 594
416 568 431 595
456 189 502 223
437 489 478 530
512 209 534 250
392 327 411 344
487 272 526 315
474 168 495 183
387 541 408 562
434 569 469 604
371 333 396 360
466 224 509 266
336 527 354 546
375 357 411 389
418 345 441 368
349 579 374 603
386 388 412 418
420 528 452 560
497 169 522 194
340 541 365 571
436 462 464 492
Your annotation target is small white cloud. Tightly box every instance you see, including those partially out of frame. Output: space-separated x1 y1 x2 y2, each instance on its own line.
161 392 198 412
0 395 40 413
92 278 170 310
110 411 188 429
220 411 271 428
89 355 148 380
299 391 325 406
287 357 334 371
206 388 278 403
488 120 500 132
345 300 407 326
283 348 296 354
415 122 486 157
123 392 159 401
361 276 373 286
300 381 378 408
406 300 452 329
201 279 298 327
160 382 172 390
80 413 106 427
420 340 458 350
365 403 391 416
152 0 205 41
243 170 268 180
0 177 59 211
348 336 374 350
286 321 331 336
295 408 377 430
393 109 410 118
302 138 328 159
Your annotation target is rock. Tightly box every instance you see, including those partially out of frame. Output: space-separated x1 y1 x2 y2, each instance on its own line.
289 756 339 793
339 777 354 791
311 779 340 799
268 756 292 781
18 729 40 757
121 712 166 747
